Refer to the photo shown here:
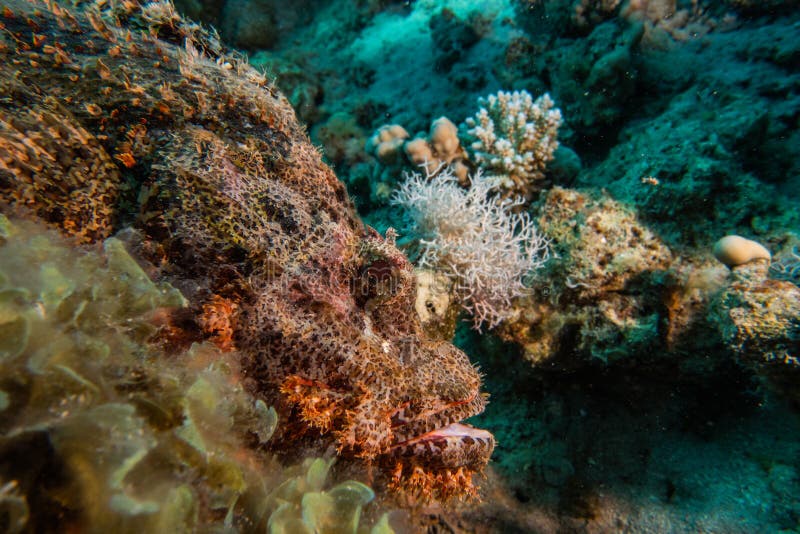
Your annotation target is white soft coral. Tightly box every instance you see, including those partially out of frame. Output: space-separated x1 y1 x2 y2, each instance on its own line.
392 165 549 330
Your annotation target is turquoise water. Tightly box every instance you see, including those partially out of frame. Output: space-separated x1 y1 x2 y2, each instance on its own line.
1 0 798 532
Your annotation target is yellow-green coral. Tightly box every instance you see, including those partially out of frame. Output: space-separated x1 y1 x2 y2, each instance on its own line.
709 261 800 403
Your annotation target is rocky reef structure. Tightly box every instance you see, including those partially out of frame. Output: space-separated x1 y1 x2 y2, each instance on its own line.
497 187 675 365
708 258 800 406
0 0 493 513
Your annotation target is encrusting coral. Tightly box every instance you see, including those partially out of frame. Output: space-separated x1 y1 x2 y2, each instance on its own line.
497 187 673 365
0 0 493 507
708 256 800 406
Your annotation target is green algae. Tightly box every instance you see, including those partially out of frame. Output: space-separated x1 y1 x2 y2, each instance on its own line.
0 215 390 533
265 457 389 534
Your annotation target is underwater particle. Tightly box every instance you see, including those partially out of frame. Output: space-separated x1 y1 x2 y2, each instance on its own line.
713 235 771 268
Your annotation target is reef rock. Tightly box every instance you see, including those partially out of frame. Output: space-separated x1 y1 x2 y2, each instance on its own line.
498 187 673 365
709 261 800 406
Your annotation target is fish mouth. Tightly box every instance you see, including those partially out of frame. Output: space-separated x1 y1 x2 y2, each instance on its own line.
382 421 495 501
384 391 494 472
389 389 488 439
387 419 495 472
392 422 494 447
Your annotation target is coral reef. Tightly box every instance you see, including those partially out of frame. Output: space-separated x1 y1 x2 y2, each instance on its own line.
578 88 799 247
392 168 549 330
498 187 673 365
313 112 370 173
462 90 562 201
511 7 644 141
466 326 800 533
428 8 484 72
0 0 493 505
367 90 562 209
190 0 800 530
4 0 800 530
365 116 470 206
709 260 800 405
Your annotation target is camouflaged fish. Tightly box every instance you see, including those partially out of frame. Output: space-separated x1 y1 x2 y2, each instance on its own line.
0 0 493 500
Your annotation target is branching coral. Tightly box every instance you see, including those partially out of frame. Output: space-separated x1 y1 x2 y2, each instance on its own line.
462 90 562 201
392 166 549 330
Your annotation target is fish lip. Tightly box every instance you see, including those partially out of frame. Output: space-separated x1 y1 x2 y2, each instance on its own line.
387 391 488 445
388 422 494 451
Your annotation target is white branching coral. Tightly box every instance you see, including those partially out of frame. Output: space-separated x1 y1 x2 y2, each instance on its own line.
463 90 562 200
392 166 549 330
